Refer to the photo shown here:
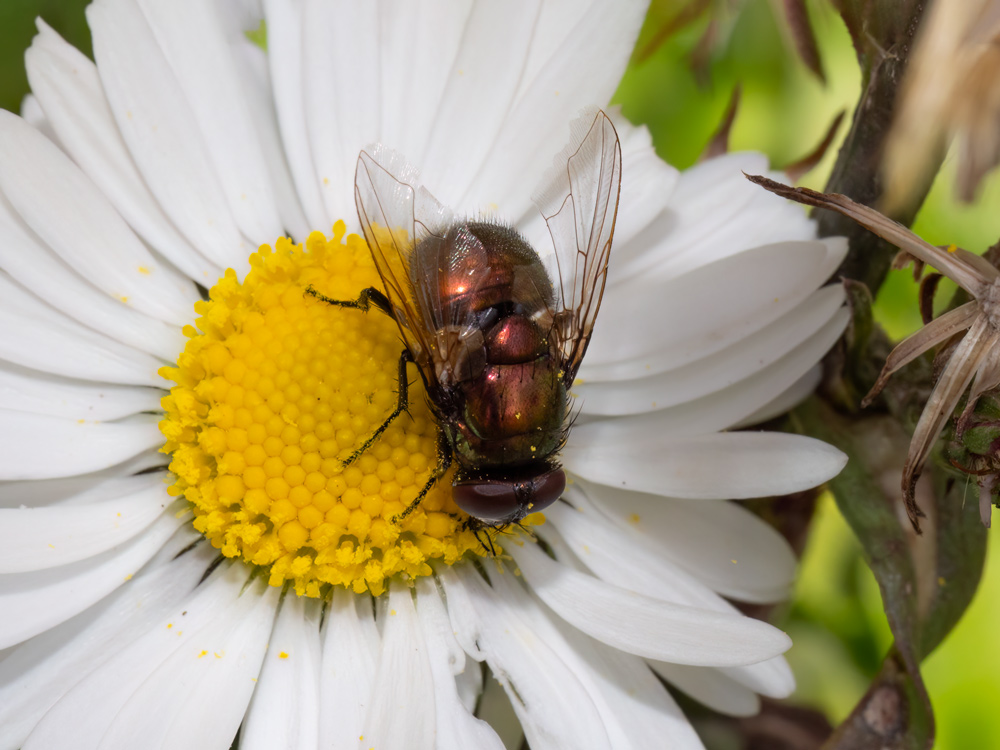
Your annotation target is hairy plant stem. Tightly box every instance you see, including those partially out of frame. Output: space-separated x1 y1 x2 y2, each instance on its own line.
822 1 930 294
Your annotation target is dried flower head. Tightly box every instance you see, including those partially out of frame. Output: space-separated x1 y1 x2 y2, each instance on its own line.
749 174 1000 530
883 0 1000 211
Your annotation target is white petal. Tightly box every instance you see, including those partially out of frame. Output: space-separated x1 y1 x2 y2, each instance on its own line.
610 155 818 281
0 452 165 509
671 153 771 220
0 110 197 326
545 495 737 613
731 365 822 429
439 565 614 750
136 0 284 246
26 20 223 284
224 9 310 241
0 533 209 749
262 0 330 232
0 411 164 480
23 564 275 750
583 485 798 603
582 238 846 379
487 564 707 750
240 596 322 750
599 117 680 249
375 0 473 171
302 0 386 222
468 0 647 218
564 429 848 500
88 0 253 272
721 655 796 699
554 623 707 750
507 537 792 666
658 177 816 273
318 586 380 750
436 565 485 660
575 304 849 434
650 661 761 717
0 361 160 420
19 93 56 142
0 272 163 386
215 0 265 28
576 284 846 414
0 192 185 363
414 576 504 750
417 2 541 210
364 581 435 750
0 473 173 573
0 510 186 649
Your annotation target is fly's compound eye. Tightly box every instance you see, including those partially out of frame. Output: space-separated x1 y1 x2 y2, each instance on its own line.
453 468 566 523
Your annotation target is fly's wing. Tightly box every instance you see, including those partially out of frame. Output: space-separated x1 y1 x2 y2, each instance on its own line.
533 109 622 383
354 147 453 377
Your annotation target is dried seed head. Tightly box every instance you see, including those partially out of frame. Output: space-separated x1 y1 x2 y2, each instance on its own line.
883 0 1000 211
747 174 1000 529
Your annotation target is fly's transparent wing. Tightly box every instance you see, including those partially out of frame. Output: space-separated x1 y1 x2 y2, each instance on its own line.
354 147 452 374
533 109 622 382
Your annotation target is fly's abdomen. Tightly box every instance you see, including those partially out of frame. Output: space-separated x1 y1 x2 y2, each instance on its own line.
450 313 566 468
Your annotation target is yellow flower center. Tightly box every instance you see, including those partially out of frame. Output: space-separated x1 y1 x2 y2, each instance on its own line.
159 222 493 597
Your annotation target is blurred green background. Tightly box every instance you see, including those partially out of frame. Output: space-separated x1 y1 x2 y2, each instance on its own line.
1 0 997 747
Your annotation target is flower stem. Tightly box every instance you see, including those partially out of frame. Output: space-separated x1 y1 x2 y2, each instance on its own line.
822 0 934 294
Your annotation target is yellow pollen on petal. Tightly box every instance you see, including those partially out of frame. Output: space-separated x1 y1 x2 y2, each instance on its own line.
159 222 492 597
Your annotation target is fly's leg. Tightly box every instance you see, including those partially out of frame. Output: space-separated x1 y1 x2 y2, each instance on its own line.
392 430 453 524
464 518 498 556
344 348 415 466
305 285 392 317
307 285 410 465
308 283 451 518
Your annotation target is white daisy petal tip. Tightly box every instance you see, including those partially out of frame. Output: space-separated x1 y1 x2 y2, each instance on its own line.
507 538 792 667
565 431 848 501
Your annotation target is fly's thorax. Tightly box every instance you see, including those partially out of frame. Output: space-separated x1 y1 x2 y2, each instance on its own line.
409 220 555 326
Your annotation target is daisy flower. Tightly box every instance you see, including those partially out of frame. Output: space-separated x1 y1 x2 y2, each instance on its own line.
0 2 847 748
